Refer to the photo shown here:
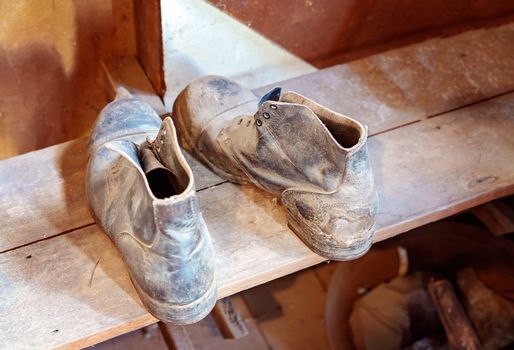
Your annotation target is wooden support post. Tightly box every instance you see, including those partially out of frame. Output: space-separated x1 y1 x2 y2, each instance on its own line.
158 323 195 350
428 279 482 350
211 297 249 339
471 199 514 236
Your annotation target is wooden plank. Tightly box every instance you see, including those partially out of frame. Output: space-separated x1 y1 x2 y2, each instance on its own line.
1 92 514 348
160 295 269 350
211 298 249 339
159 323 195 350
0 138 91 253
209 0 514 65
471 198 514 235
103 57 167 115
373 93 514 240
133 0 165 97
428 279 482 350
0 136 222 253
4 20 514 254
0 225 155 350
256 22 514 134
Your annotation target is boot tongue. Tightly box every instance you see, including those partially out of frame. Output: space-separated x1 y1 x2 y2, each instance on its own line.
221 100 347 194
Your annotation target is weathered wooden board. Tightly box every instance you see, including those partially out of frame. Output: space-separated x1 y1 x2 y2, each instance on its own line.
0 138 91 253
1 92 513 348
256 22 514 134
472 198 514 235
0 136 224 253
3 22 514 253
374 94 514 240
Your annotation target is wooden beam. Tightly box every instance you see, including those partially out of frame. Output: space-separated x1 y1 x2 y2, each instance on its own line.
0 91 513 348
428 279 482 350
211 298 249 339
471 199 514 236
4 20 514 253
159 323 195 350
133 0 165 97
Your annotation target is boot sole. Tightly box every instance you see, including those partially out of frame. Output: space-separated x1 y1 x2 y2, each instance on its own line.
130 273 217 325
286 210 374 261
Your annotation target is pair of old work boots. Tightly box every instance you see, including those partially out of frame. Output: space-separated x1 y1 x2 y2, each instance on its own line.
86 76 378 324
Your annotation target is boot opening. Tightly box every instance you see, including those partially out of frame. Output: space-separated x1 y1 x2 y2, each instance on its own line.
139 142 187 199
322 119 362 149
145 168 184 199
281 91 364 149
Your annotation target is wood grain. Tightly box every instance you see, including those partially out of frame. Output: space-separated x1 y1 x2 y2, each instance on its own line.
4 21 514 253
211 298 249 339
0 138 91 253
1 92 513 348
373 93 514 241
256 22 514 134
159 323 195 350
133 0 165 97
164 295 269 350
428 279 482 350
471 199 514 236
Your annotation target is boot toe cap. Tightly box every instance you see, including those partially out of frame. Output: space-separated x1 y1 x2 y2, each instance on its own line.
172 75 257 149
283 190 377 261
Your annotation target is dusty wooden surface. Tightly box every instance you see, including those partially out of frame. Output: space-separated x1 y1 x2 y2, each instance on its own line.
1 91 513 349
1 26 514 348
255 22 514 134
3 23 514 253
166 295 270 350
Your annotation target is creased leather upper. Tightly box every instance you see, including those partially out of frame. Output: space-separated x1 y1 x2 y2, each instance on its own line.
218 100 348 195
86 92 215 319
173 75 378 260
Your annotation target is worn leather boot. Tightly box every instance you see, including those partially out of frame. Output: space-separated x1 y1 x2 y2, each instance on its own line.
173 76 378 261
86 88 216 324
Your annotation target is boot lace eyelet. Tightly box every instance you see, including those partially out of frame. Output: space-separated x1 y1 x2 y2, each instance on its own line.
256 119 263 126
263 112 270 119
270 104 277 110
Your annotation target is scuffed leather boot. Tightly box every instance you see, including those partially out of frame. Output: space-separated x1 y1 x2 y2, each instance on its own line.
86 88 216 324
173 76 378 261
